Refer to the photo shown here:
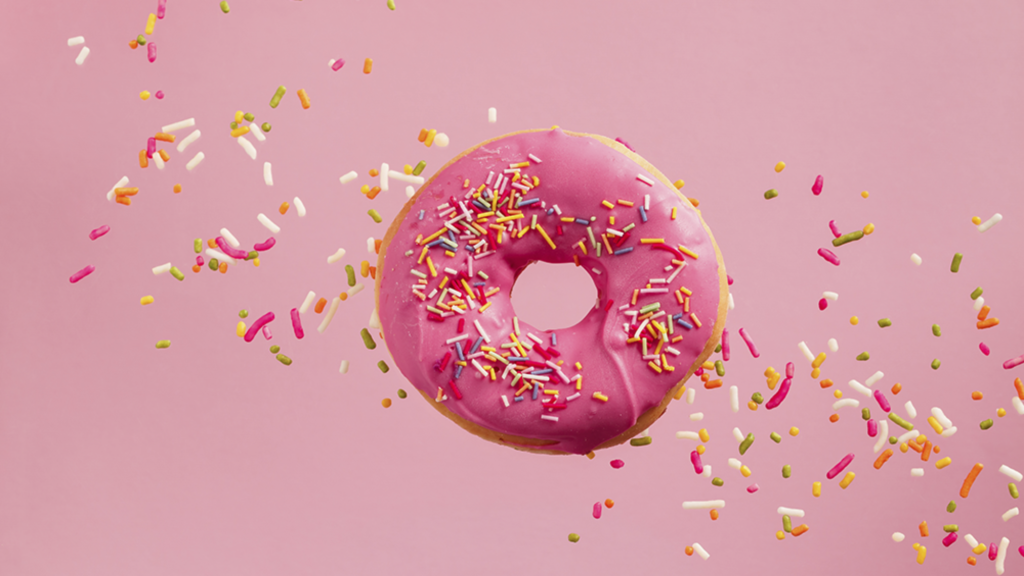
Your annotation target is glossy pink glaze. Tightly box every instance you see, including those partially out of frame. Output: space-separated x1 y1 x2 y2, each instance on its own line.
377 129 724 454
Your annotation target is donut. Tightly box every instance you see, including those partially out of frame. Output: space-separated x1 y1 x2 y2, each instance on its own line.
375 128 728 455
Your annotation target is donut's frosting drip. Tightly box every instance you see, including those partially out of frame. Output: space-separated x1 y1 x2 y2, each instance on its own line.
378 129 723 454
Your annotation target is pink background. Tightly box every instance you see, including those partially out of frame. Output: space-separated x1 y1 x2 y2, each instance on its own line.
2 1 1023 574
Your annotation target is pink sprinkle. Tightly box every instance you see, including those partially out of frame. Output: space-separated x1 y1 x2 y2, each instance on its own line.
147 42 157 63
331 58 346 71
253 237 276 251
765 377 792 410
155 90 164 99
69 265 95 283
593 502 602 519
826 453 855 480
873 389 891 413
195 255 204 266
1018 545 1024 557
867 419 877 437
244 312 274 342
979 342 990 356
1003 355 1024 370
290 308 304 339
146 137 156 158
812 175 823 195
989 543 998 561
829 220 842 238
216 236 249 260
690 450 703 475
817 248 840 266
88 225 110 240
262 324 273 340
721 328 730 361
819 298 828 311
157 0 167 18
785 362 794 378
727 275 734 285
942 531 958 547
738 327 760 358
746 483 759 494
614 137 635 152
610 459 625 469
695 367 704 377
448 379 463 400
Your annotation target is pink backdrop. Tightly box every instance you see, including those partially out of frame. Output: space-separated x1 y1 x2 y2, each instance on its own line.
2 1 1023 574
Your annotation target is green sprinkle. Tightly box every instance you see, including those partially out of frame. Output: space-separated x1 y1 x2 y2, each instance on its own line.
943 524 959 533
246 251 258 261
137 34 147 46
1010 483 1019 499
979 419 993 430
568 533 580 543
276 353 292 366
269 85 286 109
889 436 899 444
169 266 184 281
220 1 230 13
888 413 914 431
714 360 725 377
764 188 779 200
261 122 272 132
270 345 280 353
950 252 963 273
862 408 871 420
947 500 957 513
630 436 652 446
368 209 383 223
243 112 254 122
832 230 864 247
230 121 238 129
387 0 396 9
715 343 722 353
209 258 219 270
782 464 791 478
193 238 202 253
877 318 892 328
770 431 782 443
752 392 764 405
931 359 941 370
932 324 941 337
639 303 660 314
239 309 248 318
856 351 870 361
377 360 390 373
346 264 357 286
155 340 171 349
739 433 755 455
361 328 377 350
412 161 426 175
711 477 724 487
783 514 793 533
970 287 983 300
397 389 407 399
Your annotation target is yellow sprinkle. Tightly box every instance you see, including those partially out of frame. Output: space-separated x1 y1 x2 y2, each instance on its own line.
973 544 987 555
747 401 758 411
616 199 634 207
839 471 855 489
640 238 665 244
253 257 260 267
698 428 710 442
420 229 446 245
601 200 615 209
425 129 437 147
861 190 870 199
833 390 843 399
775 161 786 173
230 125 250 138
560 217 576 223
789 427 800 436
863 223 875 235
536 225 556 250
478 301 492 313
543 389 559 395
145 13 156 35
812 352 827 368
696 444 706 455
426 256 437 277
403 164 412 175
592 392 609 402
678 286 693 296
971 216 982 225
935 457 952 469
927 416 944 434
510 161 530 169
671 207 677 220
678 245 699 259
812 481 821 497
139 90 151 100
140 295 154 305
916 545 926 565
776 531 786 540
997 407 1006 417
673 179 685 189
810 367 821 379
740 465 752 477
382 398 392 408
495 213 524 223
236 321 246 337
850 316 859 325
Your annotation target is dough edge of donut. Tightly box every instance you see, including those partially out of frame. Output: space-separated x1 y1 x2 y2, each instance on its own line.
375 128 729 455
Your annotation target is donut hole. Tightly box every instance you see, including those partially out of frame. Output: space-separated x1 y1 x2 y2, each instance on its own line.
509 261 597 331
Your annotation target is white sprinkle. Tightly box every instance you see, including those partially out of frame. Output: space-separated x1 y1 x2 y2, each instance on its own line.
828 338 839 352
368 309 380 330
293 197 306 217
892 532 905 543
317 297 340 333
682 500 724 510
487 107 497 123
965 534 980 548
106 176 129 201
996 537 1009 575
299 291 317 313
833 398 860 410
501 395 509 407
910 253 923 266
540 414 559 422
263 162 273 186
74 46 90 65
339 171 358 185
692 543 709 561
339 359 349 374
434 133 450 147
591 268 602 275
728 292 735 310
1002 507 1019 522
904 401 917 419
67 36 85 46
777 507 805 518
848 379 872 397
566 393 581 402
732 427 744 443
347 283 364 298
328 58 336 68
379 162 390 191
162 118 196 133
897 430 919 444
941 426 958 437
728 458 742 470
152 263 171 275
528 153 542 164
257 213 280 233
644 194 650 210
822 291 839 301
1000 465 1024 482
474 319 491 343
702 465 712 478
388 170 425 185
797 341 814 362
675 431 700 440
636 173 654 186
974 296 986 311
237 136 256 160
932 407 953 428
873 419 889 453
689 412 703 421
685 387 696 404
471 359 488 377
250 124 266 142
978 213 1003 232
1014 396 1024 415
446 334 469 345
911 468 924 477
153 152 165 170
327 248 346 264
730 385 739 413
405 185 415 198
176 129 201 153
865 371 884 387
185 151 205 171
217 228 238 248
205 248 236 266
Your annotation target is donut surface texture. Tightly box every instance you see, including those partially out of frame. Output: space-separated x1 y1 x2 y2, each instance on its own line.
376 128 727 455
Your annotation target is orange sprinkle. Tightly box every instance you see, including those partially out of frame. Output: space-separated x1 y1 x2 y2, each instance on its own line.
874 449 894 469
154 132 176 143
919 521 929 537
369 168 379 177
339 293 348 301
173 183 182 194
158 149 170 162
971 391 983 400
891 383 902 395
129 39 138 49
689 198 700 208
314 298 328 314
375 239 383 253
418 128 428 142
747 401 758 411
367 186 382 199
829 414 840 423
369 266 377 280
791 524 809 537
921 441 932 461
218 262 227 274
684 546 694 556
604 499 614 508
1014 378 1024 400
959 463 984 498
977 317 999 329
977 305 991 321
710 509 719 520
191 264 201 273
279 202 290 215
114 187 139 196
704 379 723 390
297 88 311 109
139 150 148 168
207 238 218 249
382 398 392 408
820 378 833 389
363 58 373 74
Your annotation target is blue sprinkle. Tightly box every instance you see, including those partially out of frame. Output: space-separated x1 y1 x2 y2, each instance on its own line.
472 200 489 210
455 341 465 361
551 333 557 346
546 208 555 215
514 395 524 402
448 230 456 242
532 384 540 400
464 244 474 251
518 197 540 207
574 218 589 226
509 356 529 362
471 337 484 354
473 281 486 286
614 247 634 256
427 239 445 247
676 318 694 330
532 368 553 375
418 210 425 220
455 365 463 379
639 205 648 222
672 313 683 320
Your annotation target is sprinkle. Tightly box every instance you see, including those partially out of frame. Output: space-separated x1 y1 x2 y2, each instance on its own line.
636 174 654 186
263 162 273 186
839 472 855 489
682 500 725 510
959 463 984 497
832 230 864 246
1003 355 1024 370
1000 465 1024 482
950 252 963 272
764 188 779 200
630 436 652 446
692 543 710 560
257 213 281 233
185 152 205 171
978 213 1002 232
155 340 171 349
775 161 786 172
73 45 91 65
817 248 840 265
878 318 892 327
69 265 95 283
826 453 855 480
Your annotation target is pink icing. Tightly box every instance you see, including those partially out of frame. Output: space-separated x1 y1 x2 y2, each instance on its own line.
377 129 725 454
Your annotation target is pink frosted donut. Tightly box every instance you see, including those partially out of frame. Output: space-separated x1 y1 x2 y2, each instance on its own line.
375 128 728 455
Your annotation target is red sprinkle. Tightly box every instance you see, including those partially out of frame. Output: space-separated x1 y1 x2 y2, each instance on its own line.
448 379 463 400
819 298 828 311
610 459 625 469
